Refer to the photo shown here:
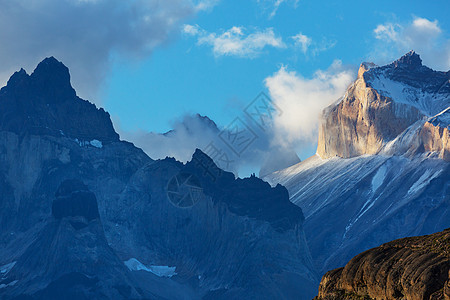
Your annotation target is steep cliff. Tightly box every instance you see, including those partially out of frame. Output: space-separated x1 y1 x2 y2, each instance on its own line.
315 228 450 300
420 108 450 161
0 58 317 299
317 51 450 159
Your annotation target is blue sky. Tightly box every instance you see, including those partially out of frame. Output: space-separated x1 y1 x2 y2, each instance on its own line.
104 0 450 135
0 0 449 175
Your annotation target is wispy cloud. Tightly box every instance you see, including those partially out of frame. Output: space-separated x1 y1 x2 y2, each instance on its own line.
258 0 299 18
183 25 285 58
117 114 221 164
0 0 202 101
291 32 336 55
292 33 312 54
118 111 301 177
192 0 221 12
373 16 450 70
374 23 401 41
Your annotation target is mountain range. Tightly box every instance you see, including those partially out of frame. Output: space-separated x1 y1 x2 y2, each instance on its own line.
0 57 316 299
0 51 449 299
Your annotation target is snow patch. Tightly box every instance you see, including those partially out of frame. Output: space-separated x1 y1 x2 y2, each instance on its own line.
74 139 103 148
381 120 424 155
371 165 387 192
361 62 377 70
89 139 103 148
0 261 16 276
407 169 443 195
0 280 18 289
369 75 448 117
428 107 450 128
124 258 177 278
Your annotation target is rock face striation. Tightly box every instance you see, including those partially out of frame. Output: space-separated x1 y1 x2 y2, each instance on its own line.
317 51 450 160
0 58 317 299
265 51 450 293
2 179 150 299
315 228 450 300
420 108 450 161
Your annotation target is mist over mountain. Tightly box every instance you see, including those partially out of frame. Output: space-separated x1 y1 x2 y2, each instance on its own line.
119 112 301 177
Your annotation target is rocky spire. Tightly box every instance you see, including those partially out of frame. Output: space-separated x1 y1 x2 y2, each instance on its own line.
30 56 76 101
391 50 422 69
0 57 119 142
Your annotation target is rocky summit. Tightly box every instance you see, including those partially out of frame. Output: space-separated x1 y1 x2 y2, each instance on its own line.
0 57 119 142
317 51 450 159
0 58 317 299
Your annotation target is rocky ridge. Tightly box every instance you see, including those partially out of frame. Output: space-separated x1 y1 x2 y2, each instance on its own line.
315 228 450 300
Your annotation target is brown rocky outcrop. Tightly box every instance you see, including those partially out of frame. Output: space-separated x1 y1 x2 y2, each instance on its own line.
317 62 423 158
419 108 450 161
315 228 450 300
317 51 450 159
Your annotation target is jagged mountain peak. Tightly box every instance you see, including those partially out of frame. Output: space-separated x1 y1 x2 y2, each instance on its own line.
357 62 377 78
33 56 69 78
0 57 119 142
363 51 449 96
6 68 29 89
30 56 76 100
163 113 220 137
318 51 450 159
194 113 219 130
184 148 304 232
391 50 422 68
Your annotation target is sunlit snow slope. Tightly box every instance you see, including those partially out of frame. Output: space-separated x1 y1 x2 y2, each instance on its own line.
265 51 450 276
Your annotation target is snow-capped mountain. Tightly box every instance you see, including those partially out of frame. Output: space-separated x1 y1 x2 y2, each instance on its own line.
265 51 450 278
316 50 449 160
0 58 317 299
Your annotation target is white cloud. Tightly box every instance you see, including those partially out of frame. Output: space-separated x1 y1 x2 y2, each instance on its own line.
117 114 221 164
291 32 336 56
193 0 221 11
258 0 299 18
0 0 201 101
183 24 201 36
123 61 355 176
411 17 441 35
118 61 355 177
184 25 285 57
265 60 354 146
117 112 301 177
292 33 312 54
373 17 450 70
374 24 400 41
